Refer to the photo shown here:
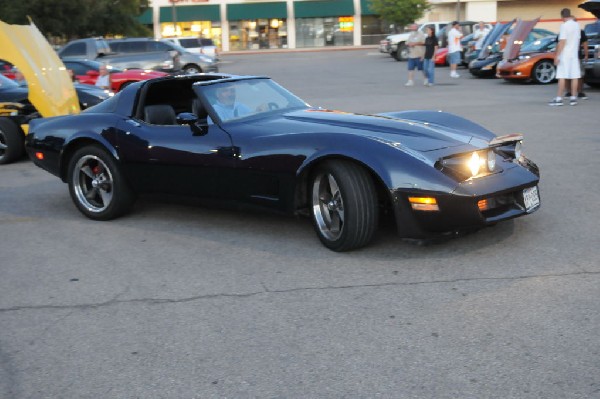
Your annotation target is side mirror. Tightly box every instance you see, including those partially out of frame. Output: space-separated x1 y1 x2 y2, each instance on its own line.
177 112 208 136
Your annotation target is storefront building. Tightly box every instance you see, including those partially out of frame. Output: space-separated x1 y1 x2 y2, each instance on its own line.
143 0 389 51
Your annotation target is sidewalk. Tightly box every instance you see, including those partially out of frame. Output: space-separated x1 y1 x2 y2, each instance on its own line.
221 45 378 56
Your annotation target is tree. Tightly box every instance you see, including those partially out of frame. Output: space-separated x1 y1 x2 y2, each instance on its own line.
0 0 151 40
368 0 430 32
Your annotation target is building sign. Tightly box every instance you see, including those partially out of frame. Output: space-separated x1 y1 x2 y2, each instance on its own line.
338 16 354 32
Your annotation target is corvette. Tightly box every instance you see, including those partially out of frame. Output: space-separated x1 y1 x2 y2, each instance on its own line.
25 73 541 251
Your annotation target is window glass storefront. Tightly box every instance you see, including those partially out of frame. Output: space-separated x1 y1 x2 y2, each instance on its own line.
229 19 288 50
160 21 222 48
296 17 353 47
360 15 392 45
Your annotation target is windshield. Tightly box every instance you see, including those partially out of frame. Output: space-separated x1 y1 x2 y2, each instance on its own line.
0 74 20 88
585 22 600 37
197 78 309 123
521 36 556 52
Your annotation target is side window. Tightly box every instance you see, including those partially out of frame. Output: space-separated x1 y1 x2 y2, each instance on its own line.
108 42 122 52
125 41 147 53
148 41 171 52
61 42 86 57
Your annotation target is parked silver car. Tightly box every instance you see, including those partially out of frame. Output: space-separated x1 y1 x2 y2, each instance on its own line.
161 37 219 59
108 38 218 74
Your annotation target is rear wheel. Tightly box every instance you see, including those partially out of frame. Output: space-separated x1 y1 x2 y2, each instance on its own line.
183 64 202 74
67 145 135 220
310 160 378 251
0 118 25 165
532 60 556 84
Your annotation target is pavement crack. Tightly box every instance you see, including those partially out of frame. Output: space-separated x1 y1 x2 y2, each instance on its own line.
0 270 598 313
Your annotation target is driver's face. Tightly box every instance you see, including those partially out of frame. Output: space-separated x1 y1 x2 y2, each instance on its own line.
216 85 236 106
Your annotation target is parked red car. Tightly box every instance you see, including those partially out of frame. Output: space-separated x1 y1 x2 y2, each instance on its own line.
434 48 448 66
63 59 168 92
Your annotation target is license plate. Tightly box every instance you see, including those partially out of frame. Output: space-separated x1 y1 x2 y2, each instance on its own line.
523 186 540 212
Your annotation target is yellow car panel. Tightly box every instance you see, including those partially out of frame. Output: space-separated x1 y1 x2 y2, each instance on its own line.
0 19 79 117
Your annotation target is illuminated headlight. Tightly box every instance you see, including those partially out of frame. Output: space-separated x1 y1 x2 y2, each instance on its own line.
518 55 531 60
487 150 496 172
467 152 484 177
514 141 522 160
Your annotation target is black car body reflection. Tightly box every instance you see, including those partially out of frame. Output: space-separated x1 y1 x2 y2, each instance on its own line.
25 74 541 251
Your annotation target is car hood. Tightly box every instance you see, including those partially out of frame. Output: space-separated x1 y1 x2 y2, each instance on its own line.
278 109 491 152
503 18 540 61
478 20 515 59
579 0 600 18
0 19 79 117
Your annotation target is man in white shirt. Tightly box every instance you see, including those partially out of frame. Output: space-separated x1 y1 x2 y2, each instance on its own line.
472 21 490 51
95 64 111 91
549 8 581 106
447 21 463 78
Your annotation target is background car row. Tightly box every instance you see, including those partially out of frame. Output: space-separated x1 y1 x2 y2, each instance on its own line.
381 18 600 88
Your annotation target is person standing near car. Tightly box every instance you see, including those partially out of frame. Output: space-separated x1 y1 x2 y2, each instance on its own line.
405 24 426 86
95 64 111 91
423 25 439 87
448 21 463 78
565 25 588 100
472 21 491 51
549 8 581 106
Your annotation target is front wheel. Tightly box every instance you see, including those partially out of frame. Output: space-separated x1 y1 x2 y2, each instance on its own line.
0 118 25 165
532 60 556 84
394 43 408 61
310 160 378 251
67 145 135 220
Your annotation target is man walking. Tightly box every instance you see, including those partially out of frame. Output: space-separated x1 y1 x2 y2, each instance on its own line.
448 21 463 78
405 24 426 86
549 8 581 106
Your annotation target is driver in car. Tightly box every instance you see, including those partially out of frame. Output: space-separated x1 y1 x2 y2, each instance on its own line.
211 83 252 121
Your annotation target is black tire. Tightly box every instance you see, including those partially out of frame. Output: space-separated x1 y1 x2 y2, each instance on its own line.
310 160 378 251
67 145 135 220
532 60 556 84
183 64 202 74
394 43 408 61
0 118 25 165
585 82 600 88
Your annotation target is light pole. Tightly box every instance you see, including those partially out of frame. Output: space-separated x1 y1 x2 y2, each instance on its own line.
171 0 177 36
456 0 461 21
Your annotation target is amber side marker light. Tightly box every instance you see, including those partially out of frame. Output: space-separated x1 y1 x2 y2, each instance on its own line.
408 197 439 211
478 199 489 211
35 152 44 160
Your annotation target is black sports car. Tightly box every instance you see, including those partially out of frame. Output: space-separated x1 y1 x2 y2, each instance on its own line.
25 74 541 251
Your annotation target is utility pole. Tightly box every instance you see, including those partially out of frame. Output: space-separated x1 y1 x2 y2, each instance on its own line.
456 0 461 21
171 0 177 36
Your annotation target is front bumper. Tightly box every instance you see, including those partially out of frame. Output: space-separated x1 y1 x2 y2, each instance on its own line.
391 159 540 238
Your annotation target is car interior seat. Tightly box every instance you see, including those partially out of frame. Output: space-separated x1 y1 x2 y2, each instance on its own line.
144 104 177 125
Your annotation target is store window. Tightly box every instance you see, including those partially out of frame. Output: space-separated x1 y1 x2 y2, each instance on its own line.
160 21 222 49
361 15 393 45
229 19 288 50
296 17 354 48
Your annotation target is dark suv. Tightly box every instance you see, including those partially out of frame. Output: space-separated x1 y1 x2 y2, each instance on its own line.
108 38 218 74
583 22 600 88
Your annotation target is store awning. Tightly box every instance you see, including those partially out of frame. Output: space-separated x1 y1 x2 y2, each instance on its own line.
294 0 355 18
137 8 153 25
159 5 221 23
360 0 377 15
227 2 287 21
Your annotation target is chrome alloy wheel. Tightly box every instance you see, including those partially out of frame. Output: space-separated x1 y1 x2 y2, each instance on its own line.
312 172 345 241
0 131 7 160
534 61 555 84
72 155 114 213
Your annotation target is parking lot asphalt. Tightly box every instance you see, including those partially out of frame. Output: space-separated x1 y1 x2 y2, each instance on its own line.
1 49 599 398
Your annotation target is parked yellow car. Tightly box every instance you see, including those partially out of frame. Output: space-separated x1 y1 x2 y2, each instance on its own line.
0 19 79 164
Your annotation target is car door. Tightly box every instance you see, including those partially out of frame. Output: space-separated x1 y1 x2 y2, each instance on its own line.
115 116 236 198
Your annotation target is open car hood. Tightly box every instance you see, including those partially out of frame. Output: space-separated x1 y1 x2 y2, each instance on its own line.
579 0 600 18
503 18 540 61
478 19 515 59
0 19 79 117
